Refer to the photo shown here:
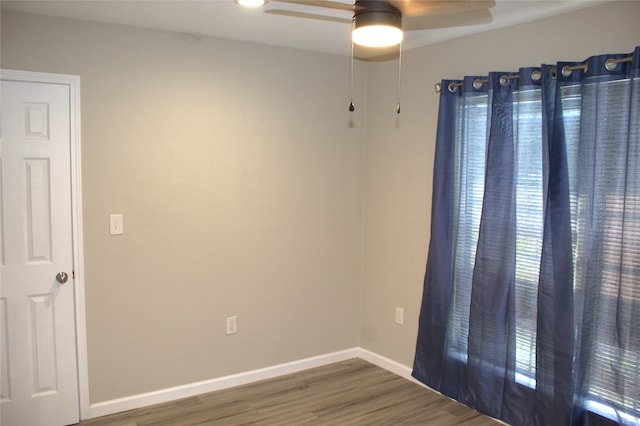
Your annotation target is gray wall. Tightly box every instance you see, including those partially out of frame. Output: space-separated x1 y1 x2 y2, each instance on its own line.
3 0 639 405
2 11 365 403
360 0 640 366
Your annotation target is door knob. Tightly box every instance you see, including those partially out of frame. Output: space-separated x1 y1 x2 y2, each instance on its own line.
56 272 69 284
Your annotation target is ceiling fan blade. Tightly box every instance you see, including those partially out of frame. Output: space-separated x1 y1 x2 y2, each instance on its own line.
265 9 352 24
271 0 354 12
390 0 495 17
403 8 492 30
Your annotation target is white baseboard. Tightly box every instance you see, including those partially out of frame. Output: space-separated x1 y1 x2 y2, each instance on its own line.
88 347 427 420
356 348 422 384
88 348 359 419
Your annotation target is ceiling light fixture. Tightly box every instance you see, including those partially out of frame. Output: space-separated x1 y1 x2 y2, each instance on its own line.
351 1 403 48
235 0 267 8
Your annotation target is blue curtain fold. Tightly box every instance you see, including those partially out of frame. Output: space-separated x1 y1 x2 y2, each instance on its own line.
413 47 640 426
466 71 518 419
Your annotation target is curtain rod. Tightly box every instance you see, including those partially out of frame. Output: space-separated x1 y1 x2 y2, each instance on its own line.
434 55 633 93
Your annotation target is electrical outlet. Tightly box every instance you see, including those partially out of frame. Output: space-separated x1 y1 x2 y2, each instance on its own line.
395 307 404 325
226 315 237 335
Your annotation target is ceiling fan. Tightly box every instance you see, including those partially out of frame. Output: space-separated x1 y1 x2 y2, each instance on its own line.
237 0 495 113
261 0 496 61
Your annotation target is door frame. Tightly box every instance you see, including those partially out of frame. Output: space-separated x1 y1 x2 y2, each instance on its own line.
1 69 89 420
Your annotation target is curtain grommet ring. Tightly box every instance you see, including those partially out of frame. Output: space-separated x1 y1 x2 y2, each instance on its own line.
561 65 573 78
473 79 484 90
605 59 618 72
550 67 557 79
448 82 459 93
499 75 509 86
531 70 542 82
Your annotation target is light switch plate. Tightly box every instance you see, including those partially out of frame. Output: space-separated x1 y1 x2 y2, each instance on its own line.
109 214 124 235
226 316 238 335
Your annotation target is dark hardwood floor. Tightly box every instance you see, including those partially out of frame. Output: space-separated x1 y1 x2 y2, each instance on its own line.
78 359 501 425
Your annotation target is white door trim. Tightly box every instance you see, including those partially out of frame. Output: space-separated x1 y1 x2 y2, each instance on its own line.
1 69 89 420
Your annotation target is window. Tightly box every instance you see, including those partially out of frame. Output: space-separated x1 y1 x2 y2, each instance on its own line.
415 50 640 426
446 88 545 388
567 78 640 422
443 80 640 422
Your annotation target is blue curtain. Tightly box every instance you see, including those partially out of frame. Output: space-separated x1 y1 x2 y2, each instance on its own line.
413 47 640 426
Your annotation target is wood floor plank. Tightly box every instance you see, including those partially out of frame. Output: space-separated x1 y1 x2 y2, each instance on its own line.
77 359 501 425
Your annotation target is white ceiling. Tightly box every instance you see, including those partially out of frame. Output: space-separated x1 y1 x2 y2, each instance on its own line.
1 0 609 58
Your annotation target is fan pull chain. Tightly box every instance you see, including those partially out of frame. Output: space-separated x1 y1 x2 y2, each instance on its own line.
349 28 355 112
396 41 402 116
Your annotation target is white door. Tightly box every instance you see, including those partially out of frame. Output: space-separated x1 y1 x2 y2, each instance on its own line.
1 79 79 425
